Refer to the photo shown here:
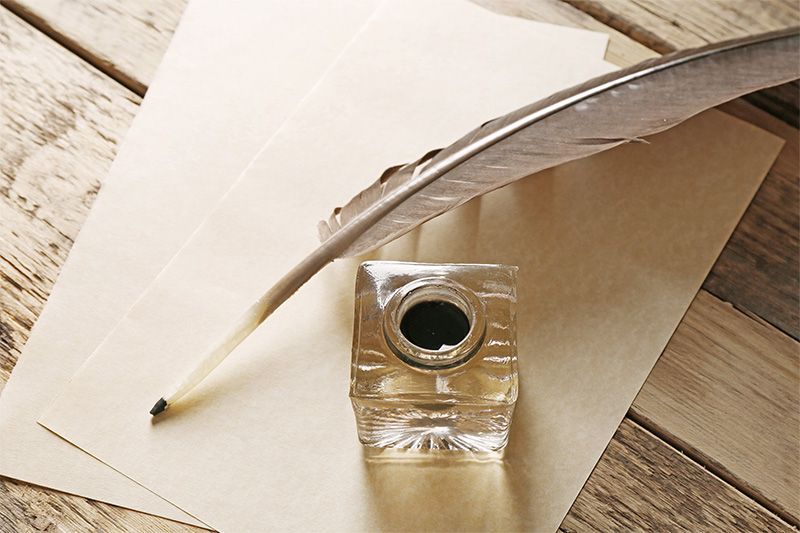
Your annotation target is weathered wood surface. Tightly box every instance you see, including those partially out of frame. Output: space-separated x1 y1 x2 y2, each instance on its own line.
563 0 800 126
0 0 184 95
0 0 798 531
0 7 195 530
632 290 800 524
552 0 800 338
9 0 795 340
1 0 658 92
561 420 793 532
705 101 800 340
564 0 800 53
0 477 197 533
0 6 138 386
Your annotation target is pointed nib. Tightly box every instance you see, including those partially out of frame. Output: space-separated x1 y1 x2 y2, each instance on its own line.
150 398 168 416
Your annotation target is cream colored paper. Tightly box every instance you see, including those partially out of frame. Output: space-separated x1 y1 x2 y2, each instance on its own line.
42 4 781 533
0 0 385 523
0 0 607 523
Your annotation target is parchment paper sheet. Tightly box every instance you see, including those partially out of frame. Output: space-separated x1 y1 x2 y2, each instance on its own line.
0 0 387 523
0 0 610 525
39 0 782 531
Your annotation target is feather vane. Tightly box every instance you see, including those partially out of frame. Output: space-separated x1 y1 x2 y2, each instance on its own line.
151 27 800 415
319 27 800 257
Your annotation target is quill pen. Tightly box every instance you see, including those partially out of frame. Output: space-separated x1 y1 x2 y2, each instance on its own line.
151 27 799 415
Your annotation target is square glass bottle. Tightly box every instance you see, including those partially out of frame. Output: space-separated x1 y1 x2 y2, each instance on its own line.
350 261 519 452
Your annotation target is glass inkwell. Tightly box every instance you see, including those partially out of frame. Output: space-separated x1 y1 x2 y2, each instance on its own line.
349 261 518 453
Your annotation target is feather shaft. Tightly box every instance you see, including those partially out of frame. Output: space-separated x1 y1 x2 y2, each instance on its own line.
322 26 800 257
152 27 799 415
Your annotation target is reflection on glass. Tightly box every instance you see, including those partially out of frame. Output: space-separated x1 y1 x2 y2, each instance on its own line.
350 261 518 452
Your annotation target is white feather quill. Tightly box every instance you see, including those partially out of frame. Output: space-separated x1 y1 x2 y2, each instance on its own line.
152 27 799 415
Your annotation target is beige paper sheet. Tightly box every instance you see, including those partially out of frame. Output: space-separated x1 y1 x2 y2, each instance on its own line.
41 1 783 531
28 2 608 528
0 0 386 523
0 0 609 524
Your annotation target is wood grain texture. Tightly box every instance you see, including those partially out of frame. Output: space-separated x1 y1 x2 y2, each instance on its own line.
0 0 185 95
633 290 800 523
0 477 199 533
561 420 792 532
706 101 800 339
562 0 800 126
0 7 138 385
0 0 797 531
3 0 655 96
0 8 196 530
564 0 799 52
548 0 800 338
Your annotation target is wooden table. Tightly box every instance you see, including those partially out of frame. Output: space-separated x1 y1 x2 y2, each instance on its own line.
1 1 797 530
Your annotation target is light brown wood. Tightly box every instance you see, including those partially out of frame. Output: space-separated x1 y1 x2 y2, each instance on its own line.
0 0 798 531
0 7 195 529
2 0 656 97
545 0 800 337
632 290 800 523
0 477 199 533
705 100 800 339
562 0 799 52
0 0 185 94
562 0 800 125
0 6 139 385
561 419 793 532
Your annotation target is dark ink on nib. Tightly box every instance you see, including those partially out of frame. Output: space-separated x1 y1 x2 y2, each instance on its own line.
150 398 168 416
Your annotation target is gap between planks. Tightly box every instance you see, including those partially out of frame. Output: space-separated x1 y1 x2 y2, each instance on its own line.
562 417 795 531
631 286 799 524
1 0 797 529
1 0 148 96
628 410 798 527
562 0 800 127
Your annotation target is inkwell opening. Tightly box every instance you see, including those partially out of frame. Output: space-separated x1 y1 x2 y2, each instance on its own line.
400 300 469 350
384 278 486 370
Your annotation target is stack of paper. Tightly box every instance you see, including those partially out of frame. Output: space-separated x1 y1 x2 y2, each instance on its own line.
0 0 782 531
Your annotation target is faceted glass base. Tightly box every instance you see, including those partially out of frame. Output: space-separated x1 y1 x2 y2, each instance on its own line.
352 396 514 452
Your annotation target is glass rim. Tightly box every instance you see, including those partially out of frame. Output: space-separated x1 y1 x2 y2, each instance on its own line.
382 277 486 369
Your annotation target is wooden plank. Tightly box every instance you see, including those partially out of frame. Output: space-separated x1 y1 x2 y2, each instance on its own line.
0 478 199 533
563 0 799 52
560 419 793 532
0 8 195 530
707 101 800 339
2 0 654 99
0 0 795 531
563 0 800 126
0 0 185 94
443 19 800 524
632 290 800 523
552 0 800 337
744 81 800 129
0 6 140 385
